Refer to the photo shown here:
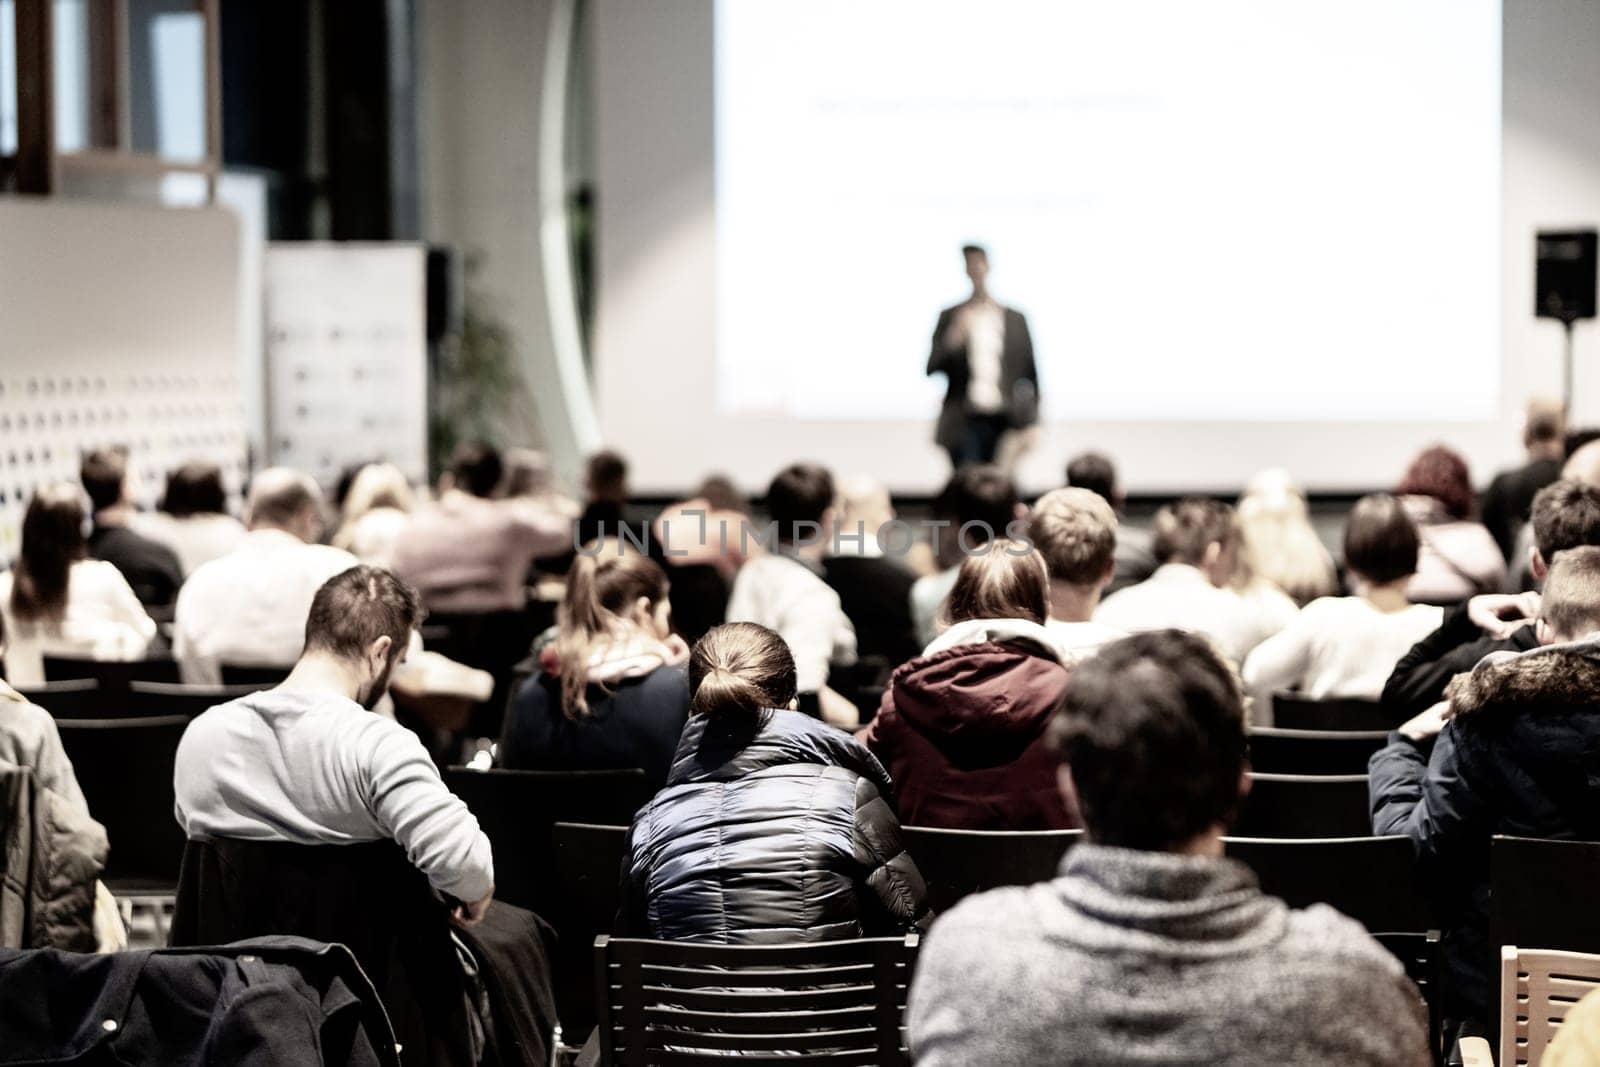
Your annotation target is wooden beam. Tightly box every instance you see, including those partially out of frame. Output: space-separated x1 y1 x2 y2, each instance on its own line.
14 0 54 194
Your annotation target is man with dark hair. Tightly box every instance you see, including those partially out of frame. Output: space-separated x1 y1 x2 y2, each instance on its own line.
1065 449 1156 593
909 464 1024 646
1481 398 1566 559
576 449 640 547
80 448 183 613
129 460 246 577
1372 545 1600 1029
1382 478 1600 719
926 244 1039 468
726 463 858 726
391 440 568 612
1095 498 1278 663
175 566 495 925
910 630 1429 1065
820 475 922 668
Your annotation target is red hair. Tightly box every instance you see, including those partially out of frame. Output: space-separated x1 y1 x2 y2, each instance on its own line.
1396 446 1475 521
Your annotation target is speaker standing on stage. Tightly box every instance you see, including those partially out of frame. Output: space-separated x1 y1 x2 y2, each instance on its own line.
927 244 1040 468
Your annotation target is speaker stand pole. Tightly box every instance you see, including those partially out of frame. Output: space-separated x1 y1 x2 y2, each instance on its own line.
1564 315 1578 425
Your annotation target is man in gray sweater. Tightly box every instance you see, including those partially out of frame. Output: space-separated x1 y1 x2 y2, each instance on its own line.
175 565 495 923
907 629 1430 1066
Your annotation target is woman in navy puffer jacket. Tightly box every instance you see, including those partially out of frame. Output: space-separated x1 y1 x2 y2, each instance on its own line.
619 622 930 943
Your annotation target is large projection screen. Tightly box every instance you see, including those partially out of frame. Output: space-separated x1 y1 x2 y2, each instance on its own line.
594 0 1509 494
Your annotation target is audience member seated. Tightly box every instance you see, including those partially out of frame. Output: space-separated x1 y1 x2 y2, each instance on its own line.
499 549 690 789
1094 498 1284 663
1065 450 1156 594
820 474 922 668
1507 438 1600 590
332 462 415 567
1395 445 1506 603
173 468 358 684
1381 478 1600 719
1028 487 1125 660
0 485 157 686
726 463 859 727
910 463 1023 647
1236 467 1338 605
131 461 246 577
618 622 928 942
502 447 581 521
576 448 641 548
909 630 1430 1066
650 475 751 644
392 441 569 613
80 448 183 615
0 668 122 951
1371 545 1600 1029
1482 398 1566 561
175 566 495 920
862 541 1075 829
1242 494 1442 718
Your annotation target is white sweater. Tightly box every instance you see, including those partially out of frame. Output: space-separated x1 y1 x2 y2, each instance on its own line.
0 561 157 686
1241 596 1444 717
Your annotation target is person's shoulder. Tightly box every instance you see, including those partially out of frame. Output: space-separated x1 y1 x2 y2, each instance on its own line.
1277 902 1408 978
923 882 1058 961
301 541 360 572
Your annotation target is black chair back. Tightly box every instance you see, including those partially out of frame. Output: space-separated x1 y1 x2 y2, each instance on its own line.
902 826 1082 915
443 767 651 915
593 934 920 1065
54 715 189 888
42 654 180 689
1374 930 1444 1063
552 821 631 1037
124 682 266 719
1490 835 1600 957
1247 727 1389 775
220 662 292 687
1271 692 1395 731
14 679 102 719
1222 835 1433 932
425 603 554 738
1233 773 1373 838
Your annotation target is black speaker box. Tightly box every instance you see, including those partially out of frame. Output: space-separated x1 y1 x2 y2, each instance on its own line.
1536 230 1597 321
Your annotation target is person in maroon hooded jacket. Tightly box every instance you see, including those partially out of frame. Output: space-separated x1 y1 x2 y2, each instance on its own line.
860 539 1076 829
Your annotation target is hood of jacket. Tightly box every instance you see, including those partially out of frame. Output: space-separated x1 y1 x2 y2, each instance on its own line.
889 639 1069 750
1448 637 1600 718
666 707 893 795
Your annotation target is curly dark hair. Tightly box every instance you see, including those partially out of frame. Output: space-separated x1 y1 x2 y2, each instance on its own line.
1395 445 1475 521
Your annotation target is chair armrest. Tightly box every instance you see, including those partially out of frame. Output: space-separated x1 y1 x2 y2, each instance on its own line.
1457 1036 1494 1067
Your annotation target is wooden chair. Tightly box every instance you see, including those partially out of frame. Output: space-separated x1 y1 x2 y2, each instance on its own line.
1271 692 1394 731
1491 836 1600 959
1246 726 1389 775
1457 947 1600 1066
591 934 920 1065
13 679 102 718
443 768 651 915
901 826 1082 914
1232 773 1372 838
41 653 181 689
123 681 266 719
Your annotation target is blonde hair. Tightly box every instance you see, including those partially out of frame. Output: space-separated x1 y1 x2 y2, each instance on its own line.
554 546 670 718
1029 488 1117 586
342 463 415 522
1235 469 1337 604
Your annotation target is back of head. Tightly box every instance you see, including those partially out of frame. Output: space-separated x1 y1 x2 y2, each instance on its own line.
247 467 323 532
1526 398 1566 451
555 548 671 718
1564 440 1600 489
162 461 227 518
1050 630 1246 849
451 441 504 498
688 622 797 717
1532 479 1600 565
835 473 893 532
1236 469 1333 602
1028 488 1116 587
343 463 414 521
585 449 629 502
11 484 88 623
1540 545 1600 643
941 539 1051 628
1065 451 1118 506
80 448 129 513
935 464 1019 558
1342 494 1420 587
696 474 749 515
766 463 835 545
502 448 553 498
303 565 424 663
1152 498 1235 567
1396 445 1475 521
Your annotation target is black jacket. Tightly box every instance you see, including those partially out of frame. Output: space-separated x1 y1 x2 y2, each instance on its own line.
1370 640 1600 1022
0 936 399 1066
821 554 921 668
621 708 929 943
1380 603 1542 721
87 523 183 613
926 303 1038 452
1481 456 1562 560
499 664 691 791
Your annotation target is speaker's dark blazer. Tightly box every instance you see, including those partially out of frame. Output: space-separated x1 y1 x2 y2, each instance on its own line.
926 303 1039 454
